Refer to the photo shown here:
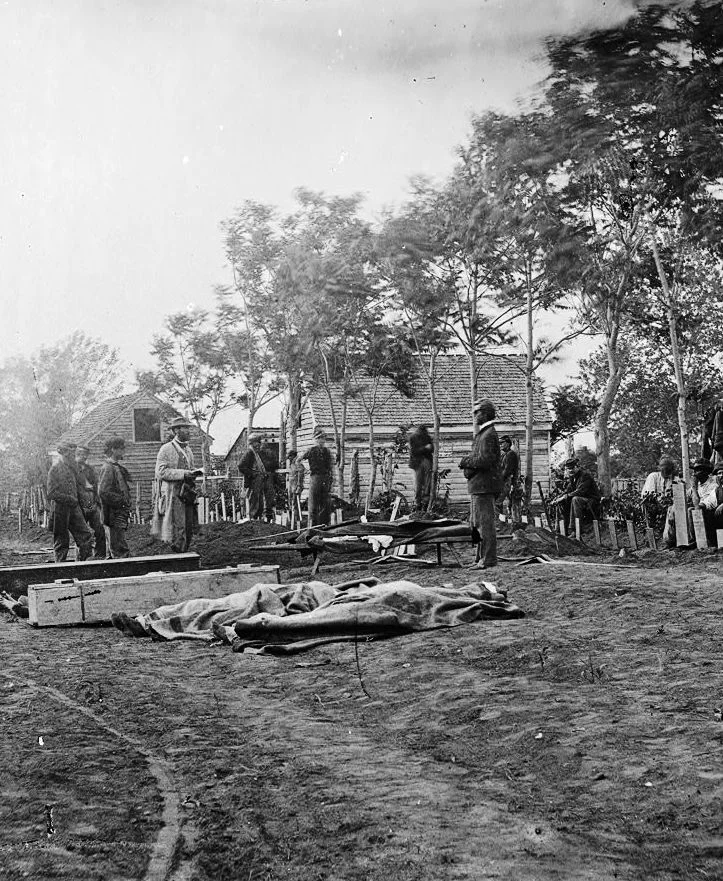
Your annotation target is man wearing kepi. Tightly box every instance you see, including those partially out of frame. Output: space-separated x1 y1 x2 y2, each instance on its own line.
459 398 502 569
301 427 333 526
46 442 93 562
99 437 132 558
75 443 107 558
152 416 203 553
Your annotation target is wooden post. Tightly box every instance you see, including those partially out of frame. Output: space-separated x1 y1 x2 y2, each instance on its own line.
231 495 236 522
672 481 689 547
221 492 227 521
626 519 638 551
559 518 567 537
690 509 708 549
607 519 618 550
574 518 581 542
592 520 601 546
534 516 542 528
646 527 657 550
135 484 141 525
716 529 723 550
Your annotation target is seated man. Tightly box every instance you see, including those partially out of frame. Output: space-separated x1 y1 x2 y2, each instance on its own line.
691 457 719 545
550 457 601 531
641 456 676 548
713 463 723 536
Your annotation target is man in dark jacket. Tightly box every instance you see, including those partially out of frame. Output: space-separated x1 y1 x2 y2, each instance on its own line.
408 425 434 512
552 457 601 530
75 444 107 558
259 439 279 523
46 442 93 562
300 427 334 526
99 437 132 558
239 434 267 520
459 399 502 569
497 435 520 518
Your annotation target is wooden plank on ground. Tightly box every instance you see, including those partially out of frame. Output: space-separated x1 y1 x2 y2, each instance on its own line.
27 564 281 627
626 520 638 551
0 553 201 599
691 509 708 549
672 480 689 547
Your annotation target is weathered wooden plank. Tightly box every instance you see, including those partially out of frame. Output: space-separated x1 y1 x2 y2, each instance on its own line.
28 564 281 627
574 518 582 542
645 527 657 550
592 520 602 546
626 520 638 551
690 509 708 549
716 529 723 550
672 481 689 547
0 553 200 598
607 519 619 550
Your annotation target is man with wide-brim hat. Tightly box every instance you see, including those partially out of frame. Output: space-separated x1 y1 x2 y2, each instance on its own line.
46 441 93 562
151 415 203 553
300 426 333 526
458 398 502 569
238 432 268 520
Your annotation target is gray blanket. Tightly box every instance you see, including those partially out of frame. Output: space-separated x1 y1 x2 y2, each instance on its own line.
116 580 524 654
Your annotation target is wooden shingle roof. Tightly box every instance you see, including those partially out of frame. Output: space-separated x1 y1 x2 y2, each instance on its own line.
56 391 208 447
307 354 552 428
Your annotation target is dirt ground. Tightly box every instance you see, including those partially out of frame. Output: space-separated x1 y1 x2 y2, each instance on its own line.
1 518 722 881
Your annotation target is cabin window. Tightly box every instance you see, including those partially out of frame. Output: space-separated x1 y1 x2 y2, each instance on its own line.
133 408 162 442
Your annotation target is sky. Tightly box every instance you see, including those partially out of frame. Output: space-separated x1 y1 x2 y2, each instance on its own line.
0 0 639 451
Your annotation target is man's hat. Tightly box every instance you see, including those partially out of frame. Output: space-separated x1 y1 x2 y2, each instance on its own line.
313 426 327 439
563 457 579 469
473 398 495 414
692 457 713 473
76 443 90 453
500 435 512 444
287 449 297 459
169 416 192 430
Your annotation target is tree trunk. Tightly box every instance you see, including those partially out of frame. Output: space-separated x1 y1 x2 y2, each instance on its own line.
337 394 348 501
468 350 477 433
594 341 625 496
287 374 300 453
364 412 376 515
427 351 441 512
524 275 534 508
650 235 690 483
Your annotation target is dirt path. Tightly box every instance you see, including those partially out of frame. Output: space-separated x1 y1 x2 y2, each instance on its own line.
1 525 722 880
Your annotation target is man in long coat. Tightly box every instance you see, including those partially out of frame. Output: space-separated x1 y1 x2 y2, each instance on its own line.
408 425 434 512
47 442 94 562
459 398 502 569
300 427 333 526
152 416 202 553
239 433 267 520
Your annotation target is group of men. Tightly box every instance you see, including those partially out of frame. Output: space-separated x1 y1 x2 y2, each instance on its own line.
642 454 723 547
46 437 132 562
239 426 334 527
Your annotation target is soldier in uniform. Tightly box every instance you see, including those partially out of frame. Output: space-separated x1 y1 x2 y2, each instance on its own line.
75 443 107 558
46 442 93 562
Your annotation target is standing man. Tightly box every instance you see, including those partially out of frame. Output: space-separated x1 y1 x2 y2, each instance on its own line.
459 399 502 569
46 442 93 562
239 433 267 520
99 437 132 558
259 438 279 523
287 449 305 524
408 425 434 513
152 416 202 553
75 444 107 559
300 427 333 526
497 435 520 518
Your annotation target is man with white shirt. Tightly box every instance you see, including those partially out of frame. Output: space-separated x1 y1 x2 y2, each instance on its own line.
151 416 203 553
